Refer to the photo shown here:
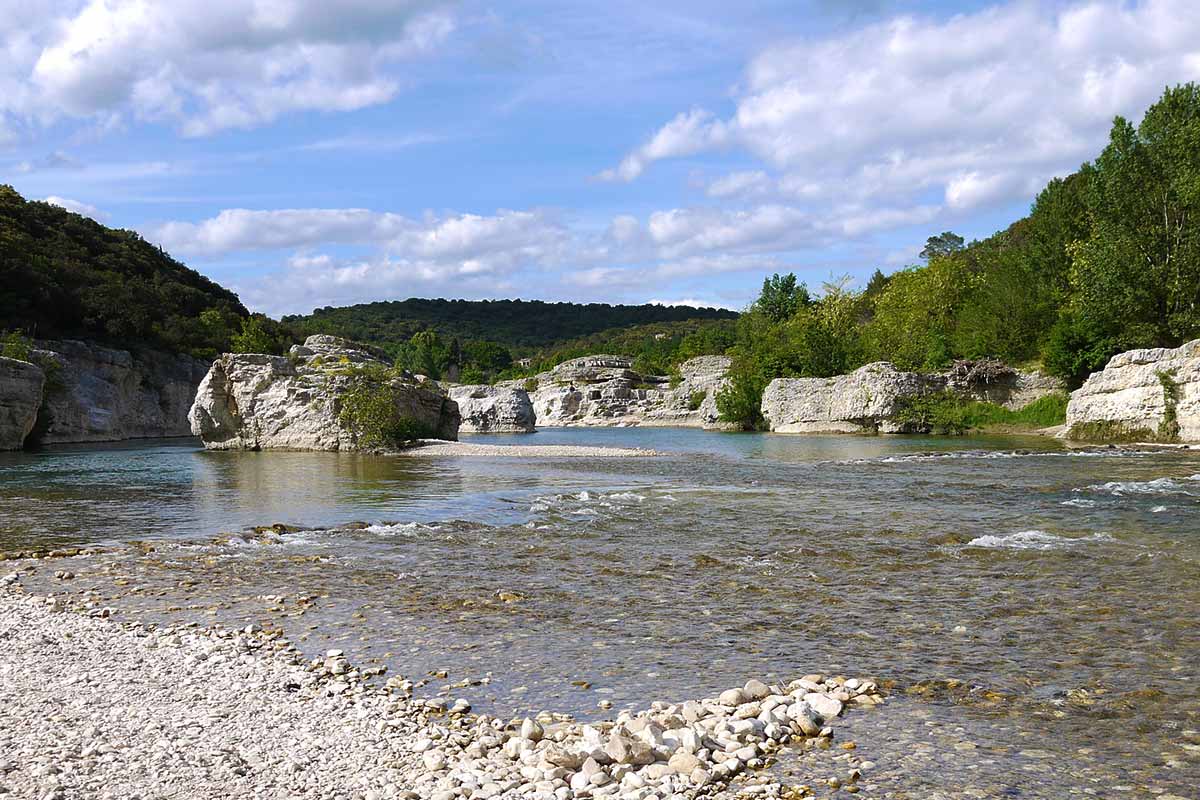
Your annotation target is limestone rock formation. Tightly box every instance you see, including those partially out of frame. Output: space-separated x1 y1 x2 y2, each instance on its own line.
448 385 535 433
643 355 734 428
943 359 1064 411
189 336 459 451
762 359 1066 435
32 340 210 445
1063 339 1200 442
498 354 734 429
0 357 46 450
0 341 208 449
762 362 944 434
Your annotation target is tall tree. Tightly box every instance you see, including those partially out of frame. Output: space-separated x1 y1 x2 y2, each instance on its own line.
920 231 965 262
755 273 810 323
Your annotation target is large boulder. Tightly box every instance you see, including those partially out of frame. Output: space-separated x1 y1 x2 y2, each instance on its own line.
31 340 209 445
448 385 535 433
762 362 944 433
0 357 46 450
189 336 459 451
1063 339 1200 442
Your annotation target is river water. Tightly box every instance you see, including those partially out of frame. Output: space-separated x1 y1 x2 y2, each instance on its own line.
2 430 1198 797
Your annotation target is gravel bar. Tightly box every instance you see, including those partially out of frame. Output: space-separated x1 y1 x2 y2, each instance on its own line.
0 576 883 800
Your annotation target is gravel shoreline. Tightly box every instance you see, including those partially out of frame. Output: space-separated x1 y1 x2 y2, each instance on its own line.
0 576 883 800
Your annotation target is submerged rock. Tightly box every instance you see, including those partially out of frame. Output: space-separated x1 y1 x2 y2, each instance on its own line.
448 385 535 433
0 356 45 450
188 335 459 451
1063 339 1200 442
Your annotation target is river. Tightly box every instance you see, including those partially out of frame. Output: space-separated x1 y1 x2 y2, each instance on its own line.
2 429 1197 797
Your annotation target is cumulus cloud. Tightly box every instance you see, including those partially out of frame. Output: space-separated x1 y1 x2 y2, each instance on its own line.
609 0 1200 212
41 195 107 220
597 109 730 182
154 205 581 314
0 0 456 137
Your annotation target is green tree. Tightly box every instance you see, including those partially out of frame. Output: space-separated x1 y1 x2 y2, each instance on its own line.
920 231 965 262
1050 83 1200 381
755 273 810 323
231 315 281 354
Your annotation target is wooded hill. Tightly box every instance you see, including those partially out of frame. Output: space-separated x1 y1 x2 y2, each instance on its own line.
283 298 736 352
0 186 248 359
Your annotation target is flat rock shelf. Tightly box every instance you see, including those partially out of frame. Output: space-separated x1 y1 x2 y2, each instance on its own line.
0 579 883 800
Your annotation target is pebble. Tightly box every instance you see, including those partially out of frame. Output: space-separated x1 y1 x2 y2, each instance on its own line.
0 582 887 800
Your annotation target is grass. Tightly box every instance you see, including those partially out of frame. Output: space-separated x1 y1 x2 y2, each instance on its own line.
896 391 1069 434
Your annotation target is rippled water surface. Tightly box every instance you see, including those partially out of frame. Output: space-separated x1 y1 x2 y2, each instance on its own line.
2 430 1199 797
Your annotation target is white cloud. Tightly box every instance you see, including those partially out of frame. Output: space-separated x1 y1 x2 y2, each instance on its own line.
597 108 730 182
0 0 456 137
607 0 1200 212
40 195 107 220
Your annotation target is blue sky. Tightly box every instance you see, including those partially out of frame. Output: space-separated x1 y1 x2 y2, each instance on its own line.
3 0 1198 316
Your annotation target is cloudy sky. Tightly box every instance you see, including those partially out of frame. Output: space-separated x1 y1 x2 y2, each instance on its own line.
3 0 1198 315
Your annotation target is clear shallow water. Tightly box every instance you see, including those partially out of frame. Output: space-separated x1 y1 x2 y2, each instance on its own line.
2 430 1199 797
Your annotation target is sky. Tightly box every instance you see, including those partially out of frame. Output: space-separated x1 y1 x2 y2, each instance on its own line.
3 0 1199 317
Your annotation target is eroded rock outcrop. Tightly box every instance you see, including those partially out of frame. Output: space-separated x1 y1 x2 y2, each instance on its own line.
32 340 210 445
943 359 1065 411
1063 339 1200 442
643 355 734 428
0 341 209 449
762 360 1064 434
448 385 535 433
189 336 459 451
513 355 665 427
762 362 943 434
0 357 45 450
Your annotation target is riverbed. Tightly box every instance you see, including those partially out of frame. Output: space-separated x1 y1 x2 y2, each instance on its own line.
2 429 1198 797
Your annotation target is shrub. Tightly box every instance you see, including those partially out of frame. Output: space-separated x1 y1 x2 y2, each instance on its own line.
895 391 1069 434
338 377 434 449
716 368 767 430
0 331 32 362
523 377 539 393
687 390 706 411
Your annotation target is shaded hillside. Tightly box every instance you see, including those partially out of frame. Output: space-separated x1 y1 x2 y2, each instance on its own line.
283 298 737 351
0 186 247 358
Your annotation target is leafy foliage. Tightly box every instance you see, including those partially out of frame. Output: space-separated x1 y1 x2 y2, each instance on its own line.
720 84 1200 398
337 370 435 449
1 331 32 362
894 392 1069 434
755 273 810 323
0 186 248 358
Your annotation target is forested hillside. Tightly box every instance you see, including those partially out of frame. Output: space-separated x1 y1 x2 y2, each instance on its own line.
0 186 251 359
283 298 736 351
715 83 1200 427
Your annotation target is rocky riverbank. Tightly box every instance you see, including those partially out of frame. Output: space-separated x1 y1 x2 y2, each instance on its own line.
0 576 884 800
0 340 208 451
